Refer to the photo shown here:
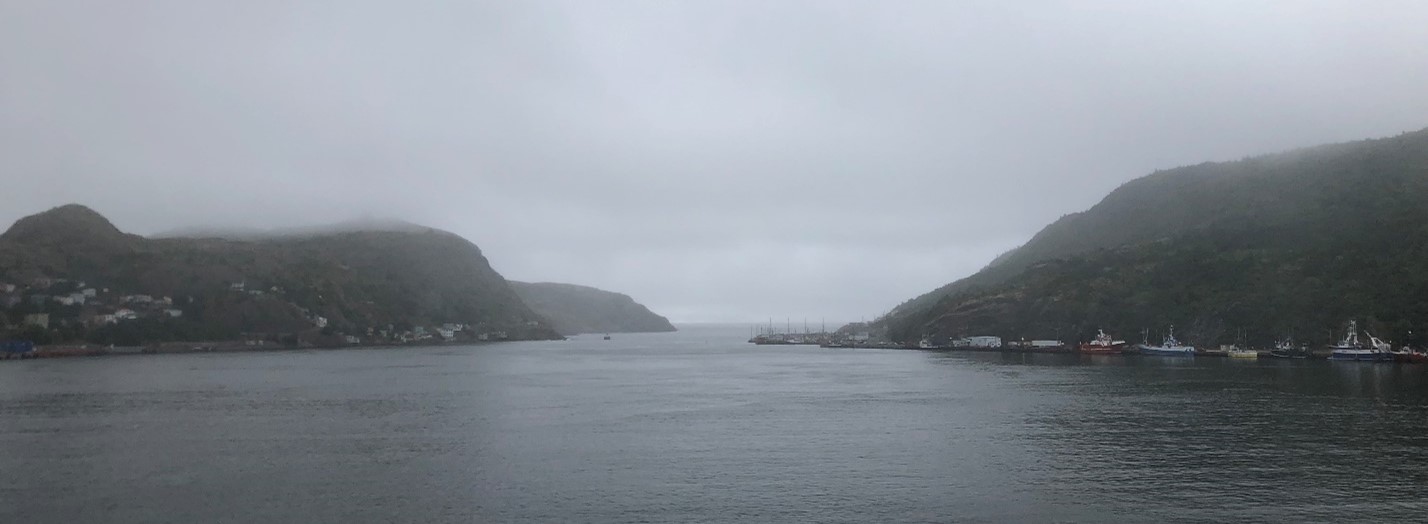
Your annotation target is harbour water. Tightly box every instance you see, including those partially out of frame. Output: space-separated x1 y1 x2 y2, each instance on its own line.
3 324 1428 523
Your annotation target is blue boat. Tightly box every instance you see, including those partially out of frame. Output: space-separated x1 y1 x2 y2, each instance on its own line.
1326 320 1394 362
1 340 35 357
1138 326 1195 356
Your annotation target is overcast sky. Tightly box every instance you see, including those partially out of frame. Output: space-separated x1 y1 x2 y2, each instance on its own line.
3 1 1428 323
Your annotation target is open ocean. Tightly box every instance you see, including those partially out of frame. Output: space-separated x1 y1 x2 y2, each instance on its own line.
4 324 1427 523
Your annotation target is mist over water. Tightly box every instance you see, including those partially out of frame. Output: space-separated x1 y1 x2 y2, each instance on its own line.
4 325 1426 523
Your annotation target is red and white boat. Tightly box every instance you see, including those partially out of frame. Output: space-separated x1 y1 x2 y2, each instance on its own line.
1079 329 1127 355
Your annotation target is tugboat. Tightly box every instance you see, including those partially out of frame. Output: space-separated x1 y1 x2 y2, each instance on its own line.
1078 329 1126 355
1268 339 1312 359
1138 326 1195 356
1326 321 1393 362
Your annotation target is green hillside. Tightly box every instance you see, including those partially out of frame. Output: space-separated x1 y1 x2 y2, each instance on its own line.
0 205 562 344
509 281 676 336
883 128 1428 347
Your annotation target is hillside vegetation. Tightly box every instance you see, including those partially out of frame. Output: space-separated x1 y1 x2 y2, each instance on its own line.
882 128 1428 347
509 281 676 336
0 205 561 344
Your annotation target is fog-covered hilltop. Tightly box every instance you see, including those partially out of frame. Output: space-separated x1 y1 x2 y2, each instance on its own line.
878 127 1428 347
509 281 676 336
0 204 562 345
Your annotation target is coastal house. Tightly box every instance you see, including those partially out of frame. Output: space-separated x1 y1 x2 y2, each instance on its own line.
23 313 49 328
164 309 183 318
122 294 153 304
81 288 97 297
312 316 328 328
67 292 87 305
54 296 76 306
114 309 139 321
343 335 361 345
89 314 117 326
230 281 245 291
436 327 456 340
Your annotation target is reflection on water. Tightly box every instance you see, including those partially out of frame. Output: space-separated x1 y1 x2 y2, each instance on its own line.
2 327 1427 523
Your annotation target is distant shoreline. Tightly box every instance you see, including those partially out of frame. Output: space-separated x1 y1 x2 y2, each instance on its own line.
1 339 527 361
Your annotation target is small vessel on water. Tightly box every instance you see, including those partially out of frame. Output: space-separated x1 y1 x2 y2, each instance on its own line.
603 334 612 340
1268 339 1312 359
1138 326 1195 356
1326 321 1393 362
1078 329 1126 355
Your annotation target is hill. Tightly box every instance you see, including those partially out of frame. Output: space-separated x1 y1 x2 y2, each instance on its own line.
0 205 562 345
509 281 676 336
881 127 1428 347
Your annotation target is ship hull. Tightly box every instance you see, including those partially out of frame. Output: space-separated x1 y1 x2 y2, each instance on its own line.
1138 344 1195 356
1327 349 1393 362
1078 344 1124 355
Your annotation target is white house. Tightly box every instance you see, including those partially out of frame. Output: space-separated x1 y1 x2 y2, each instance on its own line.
164 309 184 318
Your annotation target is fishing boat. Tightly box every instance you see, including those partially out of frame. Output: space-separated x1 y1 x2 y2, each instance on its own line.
1326 321 1393 362
1078 329 1126 355
1268 339 1312 359
1408 349 1428 364
1138 326 1195 356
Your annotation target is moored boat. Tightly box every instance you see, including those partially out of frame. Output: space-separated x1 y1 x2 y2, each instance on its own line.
1078 329 1126 355
1268 339 1312 359
1326 321 1393 362
1138 326 1195 356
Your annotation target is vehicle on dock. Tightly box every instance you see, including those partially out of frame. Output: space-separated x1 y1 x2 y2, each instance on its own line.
1227 346 1259 359
1138 326 1195 356
1078 330 1126 355
1326 321 1394 362
1200 346 1229 357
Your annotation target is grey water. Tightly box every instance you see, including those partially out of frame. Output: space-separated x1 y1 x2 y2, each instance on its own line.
3 324 1427 523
